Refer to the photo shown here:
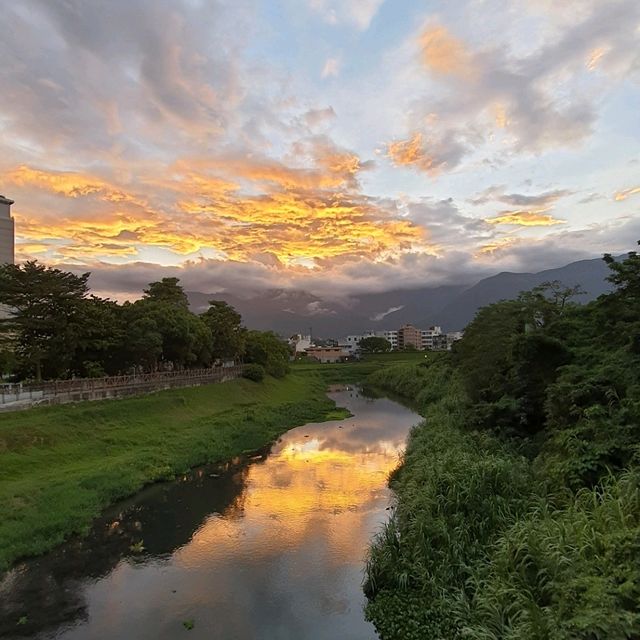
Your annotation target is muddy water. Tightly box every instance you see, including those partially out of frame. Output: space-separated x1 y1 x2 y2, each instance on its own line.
1 388 420 640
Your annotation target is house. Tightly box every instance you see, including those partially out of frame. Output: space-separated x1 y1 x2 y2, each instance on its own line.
305 346 349 363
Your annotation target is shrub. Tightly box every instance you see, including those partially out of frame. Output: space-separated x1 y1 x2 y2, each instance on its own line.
242 363 265 382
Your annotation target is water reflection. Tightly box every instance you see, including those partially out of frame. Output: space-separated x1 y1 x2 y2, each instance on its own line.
1 389 420 640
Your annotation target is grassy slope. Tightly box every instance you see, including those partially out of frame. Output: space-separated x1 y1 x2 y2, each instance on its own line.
0 372 344 569
364 362 640 639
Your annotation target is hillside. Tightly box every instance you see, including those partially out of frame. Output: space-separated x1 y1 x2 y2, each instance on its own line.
188 256 614 336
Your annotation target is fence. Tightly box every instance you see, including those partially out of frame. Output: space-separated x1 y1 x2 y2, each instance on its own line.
0 365 244 412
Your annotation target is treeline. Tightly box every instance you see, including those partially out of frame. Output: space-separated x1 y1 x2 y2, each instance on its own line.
0 262 289 381
364 246 640 639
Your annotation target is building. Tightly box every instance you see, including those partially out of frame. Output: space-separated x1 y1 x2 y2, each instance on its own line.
420 325 443 350
398 324 421 350
305 346 349 363
446 331 464 350
0 195 15 265
289 334 313 354
376 330 399 349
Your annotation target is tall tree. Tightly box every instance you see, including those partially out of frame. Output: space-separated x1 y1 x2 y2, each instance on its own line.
143 277 189 308
201 301 245 360
0 262 90 380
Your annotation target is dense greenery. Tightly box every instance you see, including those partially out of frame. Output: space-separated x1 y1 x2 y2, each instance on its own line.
364 247 640 639
0 263 289 381
358 336 392 353
0 371 345 570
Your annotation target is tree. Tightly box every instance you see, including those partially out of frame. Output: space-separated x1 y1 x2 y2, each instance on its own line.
359 336 392 353
143 277 189 309
0 262 91 380
201 301 245 360
244 331 290 378
72 297 126 376
133 278 212 370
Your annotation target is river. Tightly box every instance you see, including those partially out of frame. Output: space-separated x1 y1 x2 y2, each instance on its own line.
0 388 420 640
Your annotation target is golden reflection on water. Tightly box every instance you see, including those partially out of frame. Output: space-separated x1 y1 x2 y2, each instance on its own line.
178 391 411 570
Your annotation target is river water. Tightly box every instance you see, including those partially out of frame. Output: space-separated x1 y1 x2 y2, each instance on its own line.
1 388 420 640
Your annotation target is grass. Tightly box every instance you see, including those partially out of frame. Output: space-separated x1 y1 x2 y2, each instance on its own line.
0 371 345 570
292 351 432 384
363 360 640 639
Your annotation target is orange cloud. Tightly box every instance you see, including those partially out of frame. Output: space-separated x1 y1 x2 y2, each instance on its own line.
387 132 443 174
614 186 640 201
387 132 463 175
7 165 147 207
9 162 428 267
476 238 517 256
420 25 473 77
485 209 566 226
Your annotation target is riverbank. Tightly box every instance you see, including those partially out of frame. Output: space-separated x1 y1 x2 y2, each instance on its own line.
0 372 347 570
363 360 640 639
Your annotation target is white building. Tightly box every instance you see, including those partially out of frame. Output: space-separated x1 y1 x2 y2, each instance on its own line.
420 326 443 350
376 330 399 349
289 334 313 354
0 196 15 265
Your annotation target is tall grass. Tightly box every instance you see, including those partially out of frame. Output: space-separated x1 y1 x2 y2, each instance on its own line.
0 372 342 569
363 361 640 639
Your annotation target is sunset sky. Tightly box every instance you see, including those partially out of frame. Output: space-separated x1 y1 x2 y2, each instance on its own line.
1 0 639 299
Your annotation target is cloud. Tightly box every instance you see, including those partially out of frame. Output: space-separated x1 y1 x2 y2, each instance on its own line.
420 24 473 77
614 186 640 201
303 107 337 128
309 0 385 30
370 306 404 321
387 132 467 174
387 2 640 174
321 57 342 78
470 186 573 207
485 210 567 226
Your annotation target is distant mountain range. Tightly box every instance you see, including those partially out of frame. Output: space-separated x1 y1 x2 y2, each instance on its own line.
187 256 614 338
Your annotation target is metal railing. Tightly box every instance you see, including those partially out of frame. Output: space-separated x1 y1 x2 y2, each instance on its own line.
0 365 244 411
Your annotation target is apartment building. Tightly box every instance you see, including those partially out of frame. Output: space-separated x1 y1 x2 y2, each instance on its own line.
0 195 15 265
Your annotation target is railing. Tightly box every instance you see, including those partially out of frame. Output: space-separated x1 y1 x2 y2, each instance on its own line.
0 365 244 411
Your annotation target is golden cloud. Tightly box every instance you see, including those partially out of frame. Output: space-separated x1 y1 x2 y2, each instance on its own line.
485 209 566 226
614 186 640 201
7 166 147 207
9 162 428 267
387 132 439 173
420 25 473 77
475 238 517 256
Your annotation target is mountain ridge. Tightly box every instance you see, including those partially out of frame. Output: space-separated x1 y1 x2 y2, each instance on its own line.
187 255 615 337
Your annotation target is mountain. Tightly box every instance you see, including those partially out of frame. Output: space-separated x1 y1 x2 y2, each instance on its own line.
430 257 613 330
187 256 614 338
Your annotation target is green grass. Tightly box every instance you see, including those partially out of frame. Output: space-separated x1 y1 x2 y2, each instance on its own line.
292 351 431 384
363 361 640 639
0 372 342 570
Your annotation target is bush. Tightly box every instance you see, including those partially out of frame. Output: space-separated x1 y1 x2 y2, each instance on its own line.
242 363 265 382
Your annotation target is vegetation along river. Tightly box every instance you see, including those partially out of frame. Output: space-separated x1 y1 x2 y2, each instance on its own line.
1 388 420 640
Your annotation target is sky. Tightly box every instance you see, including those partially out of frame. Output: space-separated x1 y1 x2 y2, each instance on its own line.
1 0 639 300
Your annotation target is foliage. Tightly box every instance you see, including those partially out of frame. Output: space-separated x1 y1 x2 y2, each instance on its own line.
0 263 253 381
364 247 640 639
358 336 392 353
244 330 290 378
0 262 91 380
242 363 265 382
202 300 246 360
